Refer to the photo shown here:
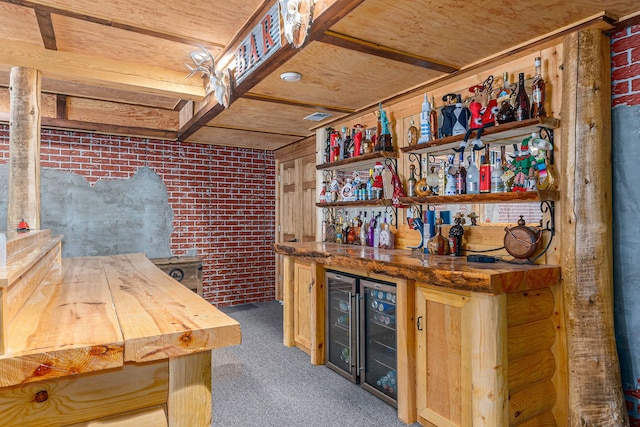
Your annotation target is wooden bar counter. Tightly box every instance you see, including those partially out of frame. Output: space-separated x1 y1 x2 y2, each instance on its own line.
274 241 565 427
0 230 241 426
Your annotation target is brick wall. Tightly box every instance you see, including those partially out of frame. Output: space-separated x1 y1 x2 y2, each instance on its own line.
611 24 640 107
0 124 276 307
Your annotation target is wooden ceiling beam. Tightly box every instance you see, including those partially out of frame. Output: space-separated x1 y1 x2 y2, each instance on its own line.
317 30 459 74
34 8 56 50
0 0 224 50
0 39 206 100
177 0 367 142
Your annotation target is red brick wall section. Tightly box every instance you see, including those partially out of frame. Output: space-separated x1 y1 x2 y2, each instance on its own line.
0 124 276 307
611 24 640 107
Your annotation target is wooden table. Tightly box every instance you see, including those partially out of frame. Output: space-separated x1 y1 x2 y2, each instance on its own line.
0 244 241 427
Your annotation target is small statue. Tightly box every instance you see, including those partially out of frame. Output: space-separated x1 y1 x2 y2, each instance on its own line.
508 137 535 192
407 213 424 250
372 162 384 199
448 212 466 256
467 212 479 226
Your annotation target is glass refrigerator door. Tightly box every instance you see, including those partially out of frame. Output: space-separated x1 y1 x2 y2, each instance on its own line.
360 279 397 407
326 271 357 382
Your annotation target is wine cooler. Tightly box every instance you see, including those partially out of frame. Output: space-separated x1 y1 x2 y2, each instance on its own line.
325 270 397 407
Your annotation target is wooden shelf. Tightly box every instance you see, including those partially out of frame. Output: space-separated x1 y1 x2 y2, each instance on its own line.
401 117 560 156
399 190 558 205
316 199 393 208
316 151 398 172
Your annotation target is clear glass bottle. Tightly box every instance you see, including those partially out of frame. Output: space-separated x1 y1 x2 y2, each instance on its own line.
531 57 547 118
491 151 505 193
445 155 457 195
407 164 417 197
466 152 480 194
515 72 530 120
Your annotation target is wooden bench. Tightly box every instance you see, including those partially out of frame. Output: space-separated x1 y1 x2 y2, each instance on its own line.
0 230 241 426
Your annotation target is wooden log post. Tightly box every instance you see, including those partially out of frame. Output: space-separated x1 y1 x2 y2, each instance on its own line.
560 29 629 425
8 67 41 232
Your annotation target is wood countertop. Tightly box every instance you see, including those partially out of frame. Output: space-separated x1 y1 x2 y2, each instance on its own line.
0 252 241 387
274 242 560 295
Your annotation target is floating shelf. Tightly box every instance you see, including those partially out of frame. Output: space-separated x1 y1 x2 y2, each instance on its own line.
401 117 560 156
316 199 393 208
399 189 558 206
316 151 398 171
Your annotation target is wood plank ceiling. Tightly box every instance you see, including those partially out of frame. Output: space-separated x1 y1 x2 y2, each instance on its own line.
0 0 638 150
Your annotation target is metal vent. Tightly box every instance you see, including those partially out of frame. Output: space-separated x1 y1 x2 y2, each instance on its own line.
303 112 332 121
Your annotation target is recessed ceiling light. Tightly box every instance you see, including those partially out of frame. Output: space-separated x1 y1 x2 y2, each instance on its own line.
280 71 302 82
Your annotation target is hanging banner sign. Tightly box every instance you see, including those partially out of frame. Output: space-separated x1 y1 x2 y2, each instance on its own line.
234 2 282 85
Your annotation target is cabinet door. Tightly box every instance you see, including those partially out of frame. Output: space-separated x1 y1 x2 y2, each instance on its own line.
415 286 470 427
415 286 508 427
294 261 313 354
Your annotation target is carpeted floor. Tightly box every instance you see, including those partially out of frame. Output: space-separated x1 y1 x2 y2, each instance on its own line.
211 300 420 427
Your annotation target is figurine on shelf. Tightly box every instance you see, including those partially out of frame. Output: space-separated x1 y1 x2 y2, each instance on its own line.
375 103 394 152
467 212 479 226
372 162 385 199
329 171 340 202
455 75 498 153
448 212 466 256
388 163 407 208
508 137 535 192
529 132 555 191
330 129 340 163
439 93 457 137
353 124 364 156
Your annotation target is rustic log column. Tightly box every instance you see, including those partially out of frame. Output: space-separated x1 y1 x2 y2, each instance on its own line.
561 29 628 425
8 67 41 231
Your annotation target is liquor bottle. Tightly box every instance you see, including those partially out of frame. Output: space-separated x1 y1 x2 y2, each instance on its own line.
445 155 457 195
437 160 446 196
347 220 356 244
379 216 394 249
466 151 480 194
418 94 432 143
430 96 439 140
452 94 470 136
531 57 547 118
368 212 377 247
515 72 530 120
373 214 382 248
407 164 417 197
479 146 491 193
407 119 418 145
360 212 369 246
342 126 352 158
455 151 466 195
366 169 374 200
496 72 516 124
491 151 505 193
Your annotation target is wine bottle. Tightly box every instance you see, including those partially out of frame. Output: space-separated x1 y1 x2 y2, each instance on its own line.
430 96 439 140
466 151 480 194
515 72 530 120
360 212 368 246
531 57 547 118
455 152 466 195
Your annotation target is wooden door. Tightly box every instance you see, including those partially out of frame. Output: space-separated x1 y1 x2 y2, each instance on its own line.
294 260 313 354
275 138 316 300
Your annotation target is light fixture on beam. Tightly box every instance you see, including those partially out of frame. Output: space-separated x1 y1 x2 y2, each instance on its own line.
280 71 302 82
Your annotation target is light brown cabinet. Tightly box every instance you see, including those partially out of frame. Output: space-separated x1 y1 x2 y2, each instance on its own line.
415 283 563 426
293 260 313 353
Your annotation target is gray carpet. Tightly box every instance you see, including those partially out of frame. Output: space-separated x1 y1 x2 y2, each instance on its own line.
211 301 420 427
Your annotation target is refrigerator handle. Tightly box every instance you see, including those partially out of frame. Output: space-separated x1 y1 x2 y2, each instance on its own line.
356 293 361 374
348 291 353 369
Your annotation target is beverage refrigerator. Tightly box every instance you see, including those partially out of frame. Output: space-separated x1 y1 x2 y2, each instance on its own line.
325 270 398 407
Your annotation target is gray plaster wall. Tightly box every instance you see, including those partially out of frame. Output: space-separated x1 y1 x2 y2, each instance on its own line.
612 105 640 390
0 164 173 258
